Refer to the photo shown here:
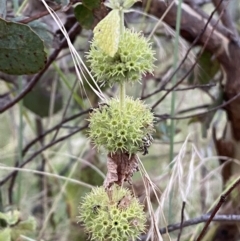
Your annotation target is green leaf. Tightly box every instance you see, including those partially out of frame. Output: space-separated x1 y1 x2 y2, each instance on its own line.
0 228 11 241
190 50 220 84
23 71 63 117
5 210 20 225
66 163 103 218
0 212 8 228
83 0 100 10
74 5 94 29
0 18 46 75
28 20 53 48
0 212 7 221
0 0 6 19
11 217 36 241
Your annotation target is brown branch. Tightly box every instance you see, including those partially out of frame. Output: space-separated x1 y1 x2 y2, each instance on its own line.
196 176 240 240
150 0 225 110
0 22 81 114
143 83 215 100
144 0 240 140
144 0 229 53
164 214 240 234
177 201 186 241
139 214 240 240
186 0 238 42
154 89 240 121
22 110 89 157
161 83 216 91
212 0 238 38
143 0 223 105
176 104 210 115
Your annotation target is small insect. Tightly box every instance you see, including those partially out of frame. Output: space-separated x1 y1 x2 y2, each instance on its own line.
139 133 153 155
89 102 110 113
142 137 151 147
117 195 131 210
146 133 154 142
141 145 148 155
92 205 101 214
98 102 110 109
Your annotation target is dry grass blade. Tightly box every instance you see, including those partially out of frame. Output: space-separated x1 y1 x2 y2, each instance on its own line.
40 0 106 102
0 165 93 189
137 156 166 241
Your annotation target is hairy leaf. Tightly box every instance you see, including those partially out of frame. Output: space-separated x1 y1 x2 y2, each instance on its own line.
0 18 46 75
0 228 11 241
83 0 100 10
189 50 220 85
74 5 94 29
23 71 63 117
28 20 53 47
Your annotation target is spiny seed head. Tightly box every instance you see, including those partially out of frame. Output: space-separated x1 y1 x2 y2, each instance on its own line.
88 96 154 154
78 185 146 241
87 29 155 86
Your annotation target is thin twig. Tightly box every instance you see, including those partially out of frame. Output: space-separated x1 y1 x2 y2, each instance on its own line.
139 214 240 240
161 83 216 92
141 1 219 102
187 0 238 43
152 0 223 109
176 104 210 115
196 176 240 241
0 125 88 186
162 214 240 234
18 5 62 24
21 110 89 158
51 78 79 142
177 201 186 241
7 108 88 201
154 90 240 121
147 0 224 109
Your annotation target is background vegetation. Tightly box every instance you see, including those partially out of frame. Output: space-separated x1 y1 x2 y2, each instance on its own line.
0 0 240 240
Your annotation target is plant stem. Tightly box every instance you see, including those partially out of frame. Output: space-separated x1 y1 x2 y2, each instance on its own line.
16 0 28 15
169 0 183 222
119 82 126 109
119 8 124 37
119 8 125 108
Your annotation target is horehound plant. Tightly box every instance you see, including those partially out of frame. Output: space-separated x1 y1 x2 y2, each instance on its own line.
78 0 155 240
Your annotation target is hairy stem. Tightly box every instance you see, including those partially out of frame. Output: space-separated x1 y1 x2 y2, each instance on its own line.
119 8 125 108
119 82 126 109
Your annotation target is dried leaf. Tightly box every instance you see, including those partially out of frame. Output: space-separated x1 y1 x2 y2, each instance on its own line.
117 195 131 210
104 153 139 189
104 154 118 189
